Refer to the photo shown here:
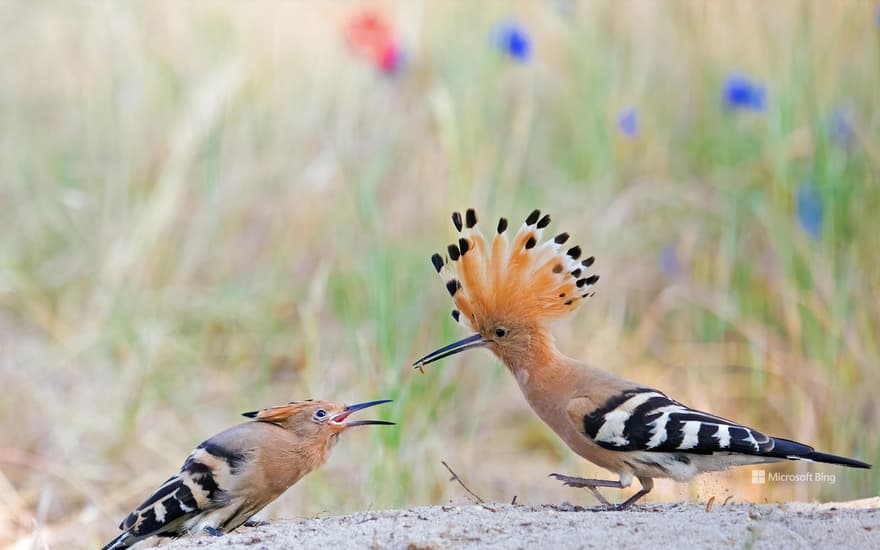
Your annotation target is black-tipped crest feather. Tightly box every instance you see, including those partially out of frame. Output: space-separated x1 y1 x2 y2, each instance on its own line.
465 209 477 228
446 279 459 296
447 243 460 261
526 209 541 225
451 212 463 232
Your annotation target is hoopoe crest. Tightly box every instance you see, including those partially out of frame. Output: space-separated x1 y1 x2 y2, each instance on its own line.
419 208 597 367
431 209 599 330
433 208 598 329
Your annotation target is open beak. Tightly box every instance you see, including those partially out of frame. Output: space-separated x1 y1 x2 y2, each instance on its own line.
329 399 395 428
412 333 486 369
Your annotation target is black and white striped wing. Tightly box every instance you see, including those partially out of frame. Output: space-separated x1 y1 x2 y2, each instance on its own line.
117 473 203 540
582 389 775 455
113 440 247 543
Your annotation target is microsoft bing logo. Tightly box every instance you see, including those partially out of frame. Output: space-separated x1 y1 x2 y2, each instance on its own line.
752 469 766 484
749 469 835 484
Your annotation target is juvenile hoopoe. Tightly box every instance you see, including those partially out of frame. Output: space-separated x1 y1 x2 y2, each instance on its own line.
103 399 393 549
414 208 870 509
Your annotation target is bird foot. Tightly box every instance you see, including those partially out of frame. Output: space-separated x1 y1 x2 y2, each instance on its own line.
549 473 620 507
612 488 650 510
549 473 651 510
244 518 270 528
203 526 225 537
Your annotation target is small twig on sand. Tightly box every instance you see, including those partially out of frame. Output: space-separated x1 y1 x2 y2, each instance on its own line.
441 461 485 504
705 496 715 512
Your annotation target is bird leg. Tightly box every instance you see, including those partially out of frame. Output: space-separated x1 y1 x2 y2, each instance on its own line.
615 486 651 510
549 473 653 510
203 526 225 537
244 518 270 528
549 473 617 507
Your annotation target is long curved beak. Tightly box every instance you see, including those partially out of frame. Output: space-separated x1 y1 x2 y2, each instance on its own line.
412 333 486 369
329 399 395 428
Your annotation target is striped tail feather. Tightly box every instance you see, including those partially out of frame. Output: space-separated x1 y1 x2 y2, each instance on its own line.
799 450 871 468
769 437 871 468
101 532 133 550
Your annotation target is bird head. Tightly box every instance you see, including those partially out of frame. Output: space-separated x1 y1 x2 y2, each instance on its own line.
413 208 598 369
242 399 394 441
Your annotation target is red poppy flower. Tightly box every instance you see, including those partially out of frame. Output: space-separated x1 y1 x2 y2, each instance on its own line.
345 10 403 74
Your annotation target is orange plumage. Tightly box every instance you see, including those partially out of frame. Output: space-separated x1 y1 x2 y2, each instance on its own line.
432 208 598 334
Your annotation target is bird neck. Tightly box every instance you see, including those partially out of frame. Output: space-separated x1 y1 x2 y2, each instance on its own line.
497 327 569 388
496 327 581 430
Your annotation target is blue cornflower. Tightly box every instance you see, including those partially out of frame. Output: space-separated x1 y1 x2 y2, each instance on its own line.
659 244 679 279
722 73 766 112
617 108 638 138
828 105 855 150
491 18 532 62
796 183 823 241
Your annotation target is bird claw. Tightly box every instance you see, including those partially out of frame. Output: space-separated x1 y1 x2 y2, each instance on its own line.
548 473 582 487
244 518 270 528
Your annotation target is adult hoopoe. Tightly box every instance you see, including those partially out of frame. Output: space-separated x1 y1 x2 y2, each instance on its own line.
103 399 393 549
414 208 870 509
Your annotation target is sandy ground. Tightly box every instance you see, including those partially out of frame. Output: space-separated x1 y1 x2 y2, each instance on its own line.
165 498 880 549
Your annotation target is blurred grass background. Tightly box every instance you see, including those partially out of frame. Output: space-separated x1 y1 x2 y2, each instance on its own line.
1 1 878 547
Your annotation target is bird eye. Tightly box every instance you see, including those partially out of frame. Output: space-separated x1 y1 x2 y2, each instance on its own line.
315 409 327 419
495 327 508 338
